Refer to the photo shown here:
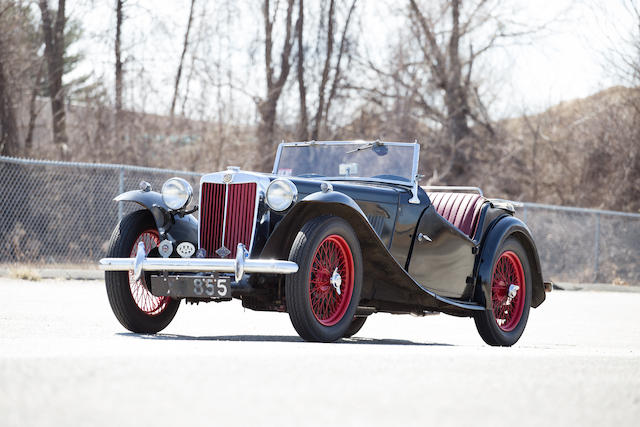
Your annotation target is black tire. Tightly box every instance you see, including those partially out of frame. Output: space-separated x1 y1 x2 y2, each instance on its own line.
286 216 363 342
105 210 180 333
343 316 368 338
474 237 532 346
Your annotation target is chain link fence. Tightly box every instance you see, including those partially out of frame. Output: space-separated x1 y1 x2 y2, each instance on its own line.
1 156 639 284
517 203 640 285
0 156 201 266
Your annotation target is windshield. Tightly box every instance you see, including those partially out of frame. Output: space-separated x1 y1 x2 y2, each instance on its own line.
273 142 418 184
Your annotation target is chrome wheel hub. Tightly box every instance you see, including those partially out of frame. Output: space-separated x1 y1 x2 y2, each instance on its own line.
506 284 520 305
330 268 342 295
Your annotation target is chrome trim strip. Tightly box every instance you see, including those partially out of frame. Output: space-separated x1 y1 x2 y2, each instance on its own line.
321 176 412 187
99 255 299 281
220 183 230 249
277 141 418 147
422 186 484 197
409 142 421 204
272 143 284 174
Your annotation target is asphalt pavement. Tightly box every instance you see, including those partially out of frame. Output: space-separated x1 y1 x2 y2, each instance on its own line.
1 278 639 427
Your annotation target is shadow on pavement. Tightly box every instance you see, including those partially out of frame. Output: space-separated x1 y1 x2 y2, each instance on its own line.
117 332 452 346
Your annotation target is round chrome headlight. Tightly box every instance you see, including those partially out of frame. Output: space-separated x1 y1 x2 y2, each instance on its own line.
161 177 193 210
266 179 297 211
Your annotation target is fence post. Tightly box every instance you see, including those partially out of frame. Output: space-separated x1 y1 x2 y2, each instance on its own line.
118 167 124 221
594 213 600 282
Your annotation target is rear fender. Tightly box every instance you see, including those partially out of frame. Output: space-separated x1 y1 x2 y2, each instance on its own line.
115 190 198 244
475 215 545 309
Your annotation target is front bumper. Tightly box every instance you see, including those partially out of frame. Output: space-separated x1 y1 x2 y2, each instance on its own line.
99 242 298 282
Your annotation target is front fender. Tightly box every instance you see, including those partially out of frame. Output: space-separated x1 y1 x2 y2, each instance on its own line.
260 190 368 260
261 190 381 301
115 190 198 244
475 215 545 309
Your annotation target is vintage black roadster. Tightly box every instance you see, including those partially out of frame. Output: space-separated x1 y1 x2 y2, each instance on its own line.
100 141 550 345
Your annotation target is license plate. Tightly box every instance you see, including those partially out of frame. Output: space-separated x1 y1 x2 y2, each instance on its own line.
150 274 231 298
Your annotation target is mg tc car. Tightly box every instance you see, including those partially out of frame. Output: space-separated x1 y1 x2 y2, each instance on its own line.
100 141 550 345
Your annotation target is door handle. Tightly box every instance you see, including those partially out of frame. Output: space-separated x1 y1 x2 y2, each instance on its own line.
417 233 432 242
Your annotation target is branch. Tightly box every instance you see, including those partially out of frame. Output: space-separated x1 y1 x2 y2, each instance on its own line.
170 0 197 118
408 0 446 82
311 0 335 139
325 0 357 122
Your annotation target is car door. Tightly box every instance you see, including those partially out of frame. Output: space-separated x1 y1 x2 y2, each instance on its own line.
407 205 476 299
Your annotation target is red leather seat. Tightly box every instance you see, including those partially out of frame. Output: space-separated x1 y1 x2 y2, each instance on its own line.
427 192 485 238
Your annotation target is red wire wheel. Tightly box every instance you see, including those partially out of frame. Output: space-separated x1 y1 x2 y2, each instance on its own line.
308 234 355 326
491 251 526 332
128 229 171 316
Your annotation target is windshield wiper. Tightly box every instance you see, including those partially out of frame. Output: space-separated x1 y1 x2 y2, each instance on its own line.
346 139 383 154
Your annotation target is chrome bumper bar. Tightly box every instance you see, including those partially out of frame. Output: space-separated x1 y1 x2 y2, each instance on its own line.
99 242 298 282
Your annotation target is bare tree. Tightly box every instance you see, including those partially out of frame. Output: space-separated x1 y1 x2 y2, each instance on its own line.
295 0 358 141
356 0 538 184
257 0 296 163
170 0 197 120
38 0 69 159
406 0 493 180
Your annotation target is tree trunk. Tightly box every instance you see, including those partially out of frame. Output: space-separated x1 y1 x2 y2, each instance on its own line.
114 0 124 152
295 0 308 141
0 36 19 157
257 0 295 168
39 0 69 160
257 100 277 161
311 0 335 141
24 59 45 155
170 0 197 120
115 0 123 113
444 0 471 179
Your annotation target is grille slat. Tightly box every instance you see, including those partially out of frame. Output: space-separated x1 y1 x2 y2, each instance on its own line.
200 182 257 258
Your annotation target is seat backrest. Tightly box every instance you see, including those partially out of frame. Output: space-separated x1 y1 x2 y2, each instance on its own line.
427 192 485 238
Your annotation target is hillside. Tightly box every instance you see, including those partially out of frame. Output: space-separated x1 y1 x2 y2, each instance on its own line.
495 86 640 212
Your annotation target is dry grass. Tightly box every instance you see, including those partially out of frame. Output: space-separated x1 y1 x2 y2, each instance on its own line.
612 277 631 287
8 267 41 281
0 263 99 270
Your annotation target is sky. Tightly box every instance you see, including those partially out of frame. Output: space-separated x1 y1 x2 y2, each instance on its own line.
66 0 638 119
490 0 637 115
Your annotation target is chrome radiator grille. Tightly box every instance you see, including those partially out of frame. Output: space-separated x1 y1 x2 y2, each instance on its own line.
199 182 257 258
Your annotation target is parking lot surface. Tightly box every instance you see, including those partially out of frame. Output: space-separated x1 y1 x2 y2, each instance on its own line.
1 278 639 426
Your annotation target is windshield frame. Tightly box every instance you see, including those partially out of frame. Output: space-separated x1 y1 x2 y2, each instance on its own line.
271 141 420 188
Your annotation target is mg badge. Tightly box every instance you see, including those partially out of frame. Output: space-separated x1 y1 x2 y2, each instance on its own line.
216 245 231 258
223 173 233 183
158 239 173 258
